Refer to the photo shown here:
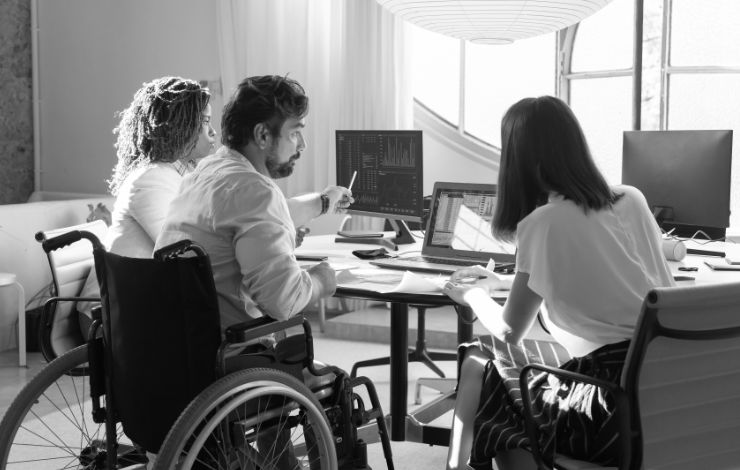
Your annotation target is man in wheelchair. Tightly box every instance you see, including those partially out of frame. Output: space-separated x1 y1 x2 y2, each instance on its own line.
146 73 380 467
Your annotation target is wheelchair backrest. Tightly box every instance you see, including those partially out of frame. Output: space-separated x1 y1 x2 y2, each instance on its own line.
94 242 221 453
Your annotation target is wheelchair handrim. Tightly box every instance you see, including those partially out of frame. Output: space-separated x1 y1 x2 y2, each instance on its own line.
180 382 335 469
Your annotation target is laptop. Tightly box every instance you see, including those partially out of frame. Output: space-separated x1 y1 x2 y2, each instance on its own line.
370 182 516 275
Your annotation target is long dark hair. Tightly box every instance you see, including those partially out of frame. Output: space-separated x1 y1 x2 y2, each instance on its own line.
221 75 309 151
108 77 210 195
493 96 621 241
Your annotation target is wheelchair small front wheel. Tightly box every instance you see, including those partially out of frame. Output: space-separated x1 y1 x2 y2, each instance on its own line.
153 367 338 470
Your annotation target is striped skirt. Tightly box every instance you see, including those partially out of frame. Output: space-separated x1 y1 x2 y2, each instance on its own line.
468 337 630 470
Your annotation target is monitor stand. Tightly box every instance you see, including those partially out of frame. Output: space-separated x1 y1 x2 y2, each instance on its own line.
335 219 416 251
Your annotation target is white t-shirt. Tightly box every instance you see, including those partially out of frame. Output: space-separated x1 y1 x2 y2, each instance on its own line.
76 161 190 316
516 185 675 357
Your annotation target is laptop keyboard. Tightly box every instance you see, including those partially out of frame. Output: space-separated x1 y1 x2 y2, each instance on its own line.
405 256 481 266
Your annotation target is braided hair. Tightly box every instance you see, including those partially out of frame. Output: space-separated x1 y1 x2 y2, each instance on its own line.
108 77 211 195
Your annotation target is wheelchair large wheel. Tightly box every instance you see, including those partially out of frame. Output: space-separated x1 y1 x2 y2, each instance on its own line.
0 345 141 470
154 368 338 470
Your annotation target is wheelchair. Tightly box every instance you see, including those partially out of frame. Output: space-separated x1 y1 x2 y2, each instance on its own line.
0 229 394 470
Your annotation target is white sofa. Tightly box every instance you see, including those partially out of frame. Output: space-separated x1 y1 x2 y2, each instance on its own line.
0 196 114 352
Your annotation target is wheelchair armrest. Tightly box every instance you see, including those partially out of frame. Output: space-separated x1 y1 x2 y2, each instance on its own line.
43 296 101 328
224 315 304 344
518 363 631 470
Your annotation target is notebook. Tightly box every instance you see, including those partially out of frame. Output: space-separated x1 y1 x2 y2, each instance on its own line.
370 182 516 275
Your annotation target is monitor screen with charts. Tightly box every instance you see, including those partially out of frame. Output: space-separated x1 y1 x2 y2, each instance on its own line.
370 182 516 275
336 130 424 223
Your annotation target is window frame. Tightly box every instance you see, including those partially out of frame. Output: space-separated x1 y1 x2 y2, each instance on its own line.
560 0 643 131
662 0 740 130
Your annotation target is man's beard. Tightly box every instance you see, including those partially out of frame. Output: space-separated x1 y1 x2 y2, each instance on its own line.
266 152 300 179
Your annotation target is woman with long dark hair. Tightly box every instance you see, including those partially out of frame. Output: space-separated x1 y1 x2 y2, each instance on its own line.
444 96 674 469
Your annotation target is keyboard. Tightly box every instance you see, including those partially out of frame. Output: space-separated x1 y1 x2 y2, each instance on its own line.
406 256 481 267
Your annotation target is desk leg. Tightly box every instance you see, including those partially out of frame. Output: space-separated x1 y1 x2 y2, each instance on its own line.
389 302 408 441
457 306 474 345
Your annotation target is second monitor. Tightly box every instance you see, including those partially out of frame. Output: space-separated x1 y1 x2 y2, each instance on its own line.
622 129 733 240
336 130 424 247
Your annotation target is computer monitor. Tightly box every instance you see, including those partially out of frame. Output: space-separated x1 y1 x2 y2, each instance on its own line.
622 130 733 239
335 130 423 246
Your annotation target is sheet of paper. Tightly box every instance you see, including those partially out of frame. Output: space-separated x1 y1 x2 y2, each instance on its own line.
336 268 447 294
380 271 447 293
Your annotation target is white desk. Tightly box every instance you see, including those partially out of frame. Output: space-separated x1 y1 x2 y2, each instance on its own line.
668 239 740 285
298 234 740 444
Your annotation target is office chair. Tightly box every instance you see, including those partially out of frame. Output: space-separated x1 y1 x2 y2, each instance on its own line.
34 219 108 361
518 281 740 470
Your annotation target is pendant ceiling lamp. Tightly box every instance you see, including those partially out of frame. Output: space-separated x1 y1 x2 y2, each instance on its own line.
377 0 614 44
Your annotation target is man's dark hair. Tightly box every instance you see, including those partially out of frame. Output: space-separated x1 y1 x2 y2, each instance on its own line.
493 95 621 241
221 75 309 150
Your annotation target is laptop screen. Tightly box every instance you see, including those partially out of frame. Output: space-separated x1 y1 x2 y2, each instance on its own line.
423 182 516 263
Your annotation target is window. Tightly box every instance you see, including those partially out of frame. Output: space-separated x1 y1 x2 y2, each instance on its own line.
409 25 461 126
667 0 740 230
464 35 554 147
565 0 634 185
409 24 555 149
408 0 740 232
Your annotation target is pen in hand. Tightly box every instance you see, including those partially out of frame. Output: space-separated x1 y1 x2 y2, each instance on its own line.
348 170 357 192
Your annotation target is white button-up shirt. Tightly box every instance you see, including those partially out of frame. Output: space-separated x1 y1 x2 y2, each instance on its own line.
155 146 314 329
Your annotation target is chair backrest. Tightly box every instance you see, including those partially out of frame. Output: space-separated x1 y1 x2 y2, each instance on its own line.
94 240 221 453
623 281 740 470
36 220 108 359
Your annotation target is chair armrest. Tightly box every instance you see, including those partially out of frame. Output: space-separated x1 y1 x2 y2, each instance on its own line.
520 363 621 393
43 296 101 328
40 295 101 362
224 314 304 344
518 363 631 470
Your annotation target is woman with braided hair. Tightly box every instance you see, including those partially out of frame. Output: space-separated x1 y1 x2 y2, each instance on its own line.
77 76 217 319
104 76 216 256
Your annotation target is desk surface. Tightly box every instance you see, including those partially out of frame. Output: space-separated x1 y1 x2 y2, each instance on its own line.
298 234 740 288
297 233 740 443
670 239 740 285
297 232 512 299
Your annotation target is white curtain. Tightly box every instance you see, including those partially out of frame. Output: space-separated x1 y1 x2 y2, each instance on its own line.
216 0 413 231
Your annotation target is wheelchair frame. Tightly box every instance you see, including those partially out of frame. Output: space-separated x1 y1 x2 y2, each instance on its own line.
0 230 394 470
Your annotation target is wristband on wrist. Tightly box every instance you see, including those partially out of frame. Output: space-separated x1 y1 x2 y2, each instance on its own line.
320 194 330 215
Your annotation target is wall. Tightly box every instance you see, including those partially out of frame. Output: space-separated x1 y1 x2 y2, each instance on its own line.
414 102 499 195
30 1 494 198
35 0 222 195
0 0 34 204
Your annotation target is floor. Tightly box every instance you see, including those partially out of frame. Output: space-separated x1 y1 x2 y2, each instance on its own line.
0 303 485 469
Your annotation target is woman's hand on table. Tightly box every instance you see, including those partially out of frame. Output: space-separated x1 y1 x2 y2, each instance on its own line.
442 265 512 305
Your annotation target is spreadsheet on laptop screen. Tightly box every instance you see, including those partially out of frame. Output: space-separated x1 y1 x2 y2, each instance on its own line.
429 188 516 256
